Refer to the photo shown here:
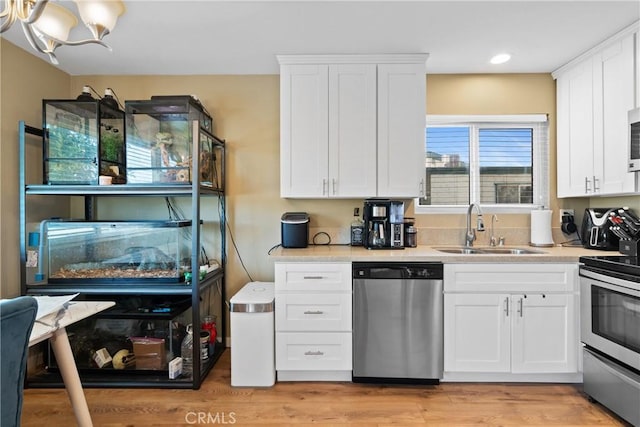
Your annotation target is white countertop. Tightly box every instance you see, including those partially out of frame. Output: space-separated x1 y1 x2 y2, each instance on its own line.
270 244 614 263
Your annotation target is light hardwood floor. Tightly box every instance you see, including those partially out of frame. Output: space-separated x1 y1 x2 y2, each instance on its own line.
21 351 629 426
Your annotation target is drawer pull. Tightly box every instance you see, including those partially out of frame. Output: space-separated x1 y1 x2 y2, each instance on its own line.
303 276 325 280
303 310 324 315
304 350 324 356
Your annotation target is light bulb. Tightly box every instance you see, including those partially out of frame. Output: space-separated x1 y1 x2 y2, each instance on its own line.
75 0 125 39
32 2 78 42
490 53 511 65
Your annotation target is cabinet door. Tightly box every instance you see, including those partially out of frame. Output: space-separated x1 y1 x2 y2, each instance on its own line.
636 30 640 108
511 294 578 374
328 64 377 197
444 293 510 373
280 64 329 197
377 63 426 198
556 58 595 198
593 33 636 195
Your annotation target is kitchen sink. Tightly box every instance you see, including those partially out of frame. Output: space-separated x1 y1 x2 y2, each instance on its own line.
434 246 546 255
480 247 546 254
434 247 484 254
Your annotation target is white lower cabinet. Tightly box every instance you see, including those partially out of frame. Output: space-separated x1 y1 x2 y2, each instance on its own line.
275 332 352 371
274 262 352 381
443 263 580 382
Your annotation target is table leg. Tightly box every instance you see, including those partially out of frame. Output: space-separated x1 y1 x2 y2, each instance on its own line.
50 328 93 427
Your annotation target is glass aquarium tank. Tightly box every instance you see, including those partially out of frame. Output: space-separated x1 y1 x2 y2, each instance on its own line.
125 95 215 185
43 90 126 185
39 219 193 283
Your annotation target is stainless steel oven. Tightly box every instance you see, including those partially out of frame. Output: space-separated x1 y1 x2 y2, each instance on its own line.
580 269 640 371
579 257 640 426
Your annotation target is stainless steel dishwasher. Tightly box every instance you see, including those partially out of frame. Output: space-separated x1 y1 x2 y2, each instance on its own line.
352 262 443 384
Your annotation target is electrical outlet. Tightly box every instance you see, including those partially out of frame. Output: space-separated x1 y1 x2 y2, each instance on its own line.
559 209 575 223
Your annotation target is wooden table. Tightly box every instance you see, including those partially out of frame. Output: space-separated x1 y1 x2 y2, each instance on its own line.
29 301 115 427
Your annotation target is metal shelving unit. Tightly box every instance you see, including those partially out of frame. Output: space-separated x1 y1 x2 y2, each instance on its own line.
19 120 226 389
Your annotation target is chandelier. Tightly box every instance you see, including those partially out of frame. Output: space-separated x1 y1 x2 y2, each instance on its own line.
0 0 125 64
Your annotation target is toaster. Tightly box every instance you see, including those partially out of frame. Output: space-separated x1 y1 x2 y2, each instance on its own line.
581 208 620 250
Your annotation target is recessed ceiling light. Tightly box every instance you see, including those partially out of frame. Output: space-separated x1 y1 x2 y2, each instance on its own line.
490 53 511 65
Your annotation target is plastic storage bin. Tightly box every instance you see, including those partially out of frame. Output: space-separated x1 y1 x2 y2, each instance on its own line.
230 282 275 387
38 219 193 283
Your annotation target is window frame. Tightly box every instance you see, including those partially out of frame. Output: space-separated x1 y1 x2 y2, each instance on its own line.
415 114 549 215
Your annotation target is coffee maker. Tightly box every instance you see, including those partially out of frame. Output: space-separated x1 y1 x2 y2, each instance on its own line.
363 199 405 249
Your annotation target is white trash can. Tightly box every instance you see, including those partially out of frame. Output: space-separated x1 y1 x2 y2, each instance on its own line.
230 281 275 387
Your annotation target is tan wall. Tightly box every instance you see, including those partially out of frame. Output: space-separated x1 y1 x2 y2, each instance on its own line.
0 40 71 298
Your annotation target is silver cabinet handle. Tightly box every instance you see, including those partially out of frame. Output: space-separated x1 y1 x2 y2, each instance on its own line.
303 310 324 315
504 297 509 317
593 176 600 192
419 178 425 197
332 178 336 195
322 179 327 195
303 276 324 280
304 351 324 356
518 297 523 317
585 176 591 193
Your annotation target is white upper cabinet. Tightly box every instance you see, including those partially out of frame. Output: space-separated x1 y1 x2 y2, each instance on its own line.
377 63 427 198
554 23 639 198
280 64 329 197
328 64 377 198
278 54 428 199
637 27 640 107
556 57 595 197
594 34 636 194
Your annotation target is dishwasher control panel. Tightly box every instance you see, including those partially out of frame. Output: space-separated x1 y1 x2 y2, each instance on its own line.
352 262 443 280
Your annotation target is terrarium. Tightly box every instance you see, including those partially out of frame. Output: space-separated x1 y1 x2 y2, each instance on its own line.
125 95 215 185
43 88 127 184
39 219 193 283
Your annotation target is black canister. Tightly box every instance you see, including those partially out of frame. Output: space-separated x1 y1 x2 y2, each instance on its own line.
404 218 417 248
281 212 309 248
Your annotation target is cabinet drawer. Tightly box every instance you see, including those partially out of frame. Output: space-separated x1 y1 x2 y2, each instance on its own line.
276 332 352 371
275 262 352 292
444 263 578 292
276 293 352 332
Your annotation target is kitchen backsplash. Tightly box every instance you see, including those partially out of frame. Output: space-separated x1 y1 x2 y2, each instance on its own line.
416 226 571 247
309 226 573 247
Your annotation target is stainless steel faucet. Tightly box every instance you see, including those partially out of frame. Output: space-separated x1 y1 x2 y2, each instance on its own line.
490 214 499 246
465 203 484 247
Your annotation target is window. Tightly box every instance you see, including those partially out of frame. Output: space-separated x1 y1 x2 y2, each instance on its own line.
416 115 549 214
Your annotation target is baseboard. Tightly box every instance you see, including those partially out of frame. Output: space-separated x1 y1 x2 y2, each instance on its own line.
443 371 583 383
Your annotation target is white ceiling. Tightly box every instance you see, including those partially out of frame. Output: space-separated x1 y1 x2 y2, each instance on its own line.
2 0 639 75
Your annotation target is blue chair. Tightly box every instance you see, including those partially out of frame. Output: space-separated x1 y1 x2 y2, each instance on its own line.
1 296 37 427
